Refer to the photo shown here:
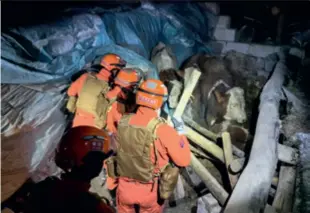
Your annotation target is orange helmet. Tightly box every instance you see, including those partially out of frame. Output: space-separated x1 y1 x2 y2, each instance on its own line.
114 68 143 89
55 126 112 172
136 79 168 110
100 53 126 72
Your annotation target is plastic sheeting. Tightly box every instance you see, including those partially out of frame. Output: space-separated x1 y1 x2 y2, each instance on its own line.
1 2 214 84
1 2 216 201
1 82 67 201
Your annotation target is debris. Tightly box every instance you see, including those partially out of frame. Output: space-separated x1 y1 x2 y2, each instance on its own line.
183 115 245 158
278 144 299 165
229 157 245 174
197 193 222 213
222 132 238 188
174 67 202 119
224 57 287 213
185 126 224 163
190 154 229 206
190 145 212 160
272 166 296 213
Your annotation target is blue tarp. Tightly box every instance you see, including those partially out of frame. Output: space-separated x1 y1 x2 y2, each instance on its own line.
1 2 215 84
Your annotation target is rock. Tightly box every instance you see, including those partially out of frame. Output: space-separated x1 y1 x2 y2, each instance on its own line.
197 193 222 213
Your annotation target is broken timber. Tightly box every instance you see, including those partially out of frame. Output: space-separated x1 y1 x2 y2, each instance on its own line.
165 67 201 203
190 153 229 206
167 67 201 125
222 132 238 188
185 125 225 162
224 56 287 213
183 115 245 158
272 165 296 213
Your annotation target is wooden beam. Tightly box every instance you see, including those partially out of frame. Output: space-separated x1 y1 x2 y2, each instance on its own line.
174 67 201 118
222 132 238 189
185 125 225 163
164 67 201 204
230 157 246 174
190 144 212 160
272 165 296 213
167 67 201 125
190 154 229 206
224 58 287 213
183 115 245 158
182 115 218 141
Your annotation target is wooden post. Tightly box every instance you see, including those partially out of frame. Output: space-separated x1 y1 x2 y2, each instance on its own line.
272 166 296 213
185 125 225 163
224 58 287 213
166 67 201 125
190 153 229 206
222 132 238 188
164 67 201 204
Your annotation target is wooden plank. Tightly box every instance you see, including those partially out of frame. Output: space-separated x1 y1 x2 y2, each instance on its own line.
190 154 229 206
272 166 296 213
183 115 218 141
164 67 201 204
222 132 238 189
183 115 245 158
272 177 279 187
230 157 246 174
185 125 225 163
173 67 201 118
190 144 212 160
224 58 287 213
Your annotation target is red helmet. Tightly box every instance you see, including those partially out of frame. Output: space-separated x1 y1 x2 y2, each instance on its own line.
55 126 112 172
114 68 143 90
136 79 168 110
100 53 126 72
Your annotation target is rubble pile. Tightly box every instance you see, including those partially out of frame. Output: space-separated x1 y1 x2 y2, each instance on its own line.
152 42 304 213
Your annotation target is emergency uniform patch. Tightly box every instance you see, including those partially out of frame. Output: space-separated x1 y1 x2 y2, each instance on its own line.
138 95 158 105
83 135 104 151
179 138 185 148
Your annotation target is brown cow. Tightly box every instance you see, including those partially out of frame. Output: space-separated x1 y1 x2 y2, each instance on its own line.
180 54 247 129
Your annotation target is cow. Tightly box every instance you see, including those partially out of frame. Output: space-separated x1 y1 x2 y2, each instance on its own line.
179 54 247 133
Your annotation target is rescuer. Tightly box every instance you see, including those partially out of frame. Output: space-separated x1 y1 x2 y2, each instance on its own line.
23 126 115 213
105 79 191 213
66 53 126 129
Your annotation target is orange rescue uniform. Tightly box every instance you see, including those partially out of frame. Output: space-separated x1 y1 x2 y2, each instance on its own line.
115 106 191 213
67 69 120 128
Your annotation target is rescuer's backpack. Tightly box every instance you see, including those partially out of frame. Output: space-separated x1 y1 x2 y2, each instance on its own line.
76 72 116 129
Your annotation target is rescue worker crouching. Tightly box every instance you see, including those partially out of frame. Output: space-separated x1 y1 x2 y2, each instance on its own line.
66 53 126 129
106 79 191 213
23 126 115 213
